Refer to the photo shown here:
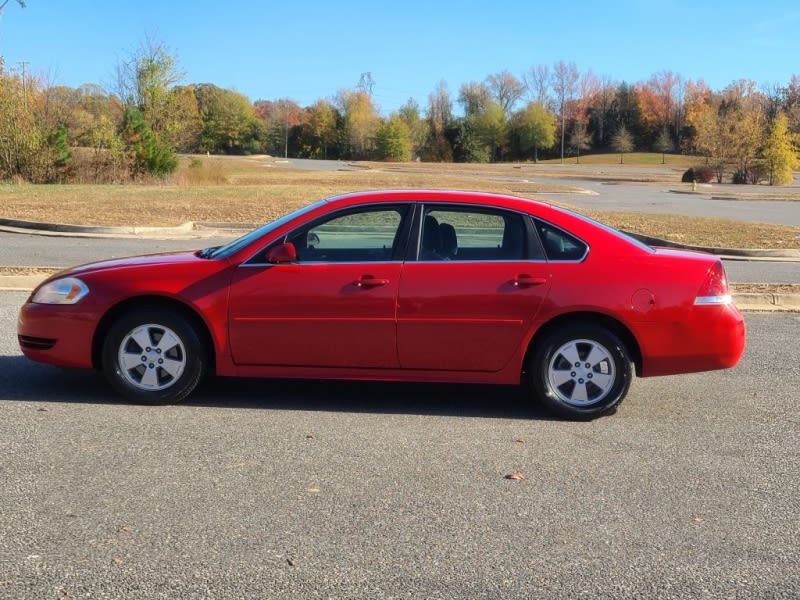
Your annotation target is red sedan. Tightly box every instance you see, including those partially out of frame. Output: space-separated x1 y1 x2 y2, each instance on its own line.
17 190 745 419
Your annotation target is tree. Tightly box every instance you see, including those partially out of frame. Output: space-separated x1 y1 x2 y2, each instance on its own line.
121 106 178 177
473 100 506 161
422 81 453 162
305 99 339 159
523 64 551 109
552 61 579 163
375 115 411 161
654 130 674 163
337 89 380 159
693 102 731 182
569 121 591 163
115 38 186 143
612 125 634 163
486 70 524 115
762 113 797 185
397 98 428 160
458 81 490 116
197 86 258 154
514 101 556 162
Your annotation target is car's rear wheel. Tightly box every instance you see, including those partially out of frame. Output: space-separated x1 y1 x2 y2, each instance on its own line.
529 323 633 420
102 307 207 405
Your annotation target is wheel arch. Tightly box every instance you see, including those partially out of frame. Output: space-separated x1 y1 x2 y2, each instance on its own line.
523 311 642 378
92 295 217 373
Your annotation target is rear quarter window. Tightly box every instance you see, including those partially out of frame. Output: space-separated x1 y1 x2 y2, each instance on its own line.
534 220 588 261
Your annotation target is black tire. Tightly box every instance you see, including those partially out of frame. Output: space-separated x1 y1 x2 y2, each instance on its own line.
101 307 207 405
528 323 633 420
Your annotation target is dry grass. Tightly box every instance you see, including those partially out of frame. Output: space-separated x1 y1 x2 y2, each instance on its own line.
1 155 799 249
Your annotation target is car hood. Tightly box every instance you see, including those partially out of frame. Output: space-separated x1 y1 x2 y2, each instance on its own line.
56 250 206 277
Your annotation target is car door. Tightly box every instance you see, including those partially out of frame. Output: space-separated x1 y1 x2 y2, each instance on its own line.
396 205 552 372
227 204 411 368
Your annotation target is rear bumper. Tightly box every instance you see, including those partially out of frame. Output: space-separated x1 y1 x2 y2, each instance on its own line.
17 302 97 369
638 303 746 377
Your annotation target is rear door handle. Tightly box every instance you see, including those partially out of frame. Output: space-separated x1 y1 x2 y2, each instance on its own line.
353 275 390 288
512 274 547 288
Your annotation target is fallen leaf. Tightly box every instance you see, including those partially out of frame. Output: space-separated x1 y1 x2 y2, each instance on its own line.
692 515 705 524
306 434 315 439
307 487 321 493
505 471 525 480
287 558 297 567
37 408 49 412
112 557 124 565
515 438 525 444
118 526 130 533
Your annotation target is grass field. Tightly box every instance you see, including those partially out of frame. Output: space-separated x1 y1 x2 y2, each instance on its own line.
1 154 799 249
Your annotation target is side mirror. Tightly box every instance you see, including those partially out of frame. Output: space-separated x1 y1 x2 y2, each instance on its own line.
266 242 297 264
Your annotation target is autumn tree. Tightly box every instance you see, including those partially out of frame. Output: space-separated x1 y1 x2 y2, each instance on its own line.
523 64 551 109
375 114 411 161
337 89 380 159
422 81 453 161
654 130 674 163
693 102 731 182
762 113 797 185
611 125 634 163
552 60 579 163
114 38 183 174
588 76 617 148
569 121 591 163
195 85 258 154
486 70 524 115
397 98 428 160
0 68 47 180
513 101 556 162
305 99 339 159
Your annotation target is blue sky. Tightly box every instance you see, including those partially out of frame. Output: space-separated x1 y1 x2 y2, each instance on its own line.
1 0 799 113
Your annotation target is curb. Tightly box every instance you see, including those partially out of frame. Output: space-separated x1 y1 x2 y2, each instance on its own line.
0 274 797 312
0 218 239 240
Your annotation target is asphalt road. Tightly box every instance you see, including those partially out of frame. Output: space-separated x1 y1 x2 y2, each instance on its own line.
0 231 797 285
1 292 798 598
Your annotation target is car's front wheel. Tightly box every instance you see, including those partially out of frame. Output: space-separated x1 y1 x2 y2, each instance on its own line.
529 324 633 420
102 307 207 405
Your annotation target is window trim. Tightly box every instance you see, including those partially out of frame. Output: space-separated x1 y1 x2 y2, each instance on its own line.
410 203 543 263
242 202 414 266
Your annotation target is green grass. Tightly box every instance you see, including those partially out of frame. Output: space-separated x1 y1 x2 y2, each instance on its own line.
537 152 697 167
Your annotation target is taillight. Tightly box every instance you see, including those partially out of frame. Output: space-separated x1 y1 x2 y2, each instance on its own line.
694 261 732 305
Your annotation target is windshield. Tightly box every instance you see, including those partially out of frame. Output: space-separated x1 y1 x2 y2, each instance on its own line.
206 199 328 259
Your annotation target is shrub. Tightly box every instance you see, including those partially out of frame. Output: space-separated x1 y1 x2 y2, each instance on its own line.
682 166 715 183
732 169 748 184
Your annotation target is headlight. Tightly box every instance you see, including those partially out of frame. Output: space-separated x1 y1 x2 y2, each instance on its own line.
32 277 90 305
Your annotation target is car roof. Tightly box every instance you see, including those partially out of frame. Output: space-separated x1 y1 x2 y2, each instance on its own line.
323 189 554 214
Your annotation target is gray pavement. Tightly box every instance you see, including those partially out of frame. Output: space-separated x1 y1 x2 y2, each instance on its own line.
0 293 798 598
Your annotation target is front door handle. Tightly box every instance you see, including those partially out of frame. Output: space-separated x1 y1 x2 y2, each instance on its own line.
353 275 390 288
512 274 547 288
